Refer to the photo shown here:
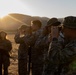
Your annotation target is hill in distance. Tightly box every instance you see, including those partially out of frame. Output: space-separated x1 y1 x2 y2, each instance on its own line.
0 13 63 31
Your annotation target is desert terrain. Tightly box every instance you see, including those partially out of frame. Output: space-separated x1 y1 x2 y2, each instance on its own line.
6 33 18 75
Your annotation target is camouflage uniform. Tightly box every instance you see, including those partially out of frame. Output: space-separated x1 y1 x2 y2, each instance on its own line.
42 33 64 75
31 33 50 75
14 33 31 75
24 29 42 46
0 39 12 75
24 29 43 75
45 39 76 75
43 16 76 75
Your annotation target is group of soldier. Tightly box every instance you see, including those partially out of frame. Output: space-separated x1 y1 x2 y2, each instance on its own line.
0 16 76 75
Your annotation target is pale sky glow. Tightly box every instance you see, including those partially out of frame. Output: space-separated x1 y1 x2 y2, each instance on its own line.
0 0 32 18
0 0 76 18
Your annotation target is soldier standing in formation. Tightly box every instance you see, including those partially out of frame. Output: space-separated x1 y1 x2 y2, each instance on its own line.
42 18 62 75
24 20 42 75
14 16 76 75
0 15 76 75
14 25 31 75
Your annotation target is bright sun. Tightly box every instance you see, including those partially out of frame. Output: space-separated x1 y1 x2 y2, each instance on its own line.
0 13 8 18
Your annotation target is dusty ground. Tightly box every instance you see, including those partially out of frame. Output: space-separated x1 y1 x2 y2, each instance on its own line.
7 34 18 75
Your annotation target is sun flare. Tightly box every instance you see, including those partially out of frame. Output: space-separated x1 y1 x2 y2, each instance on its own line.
0 13 8 18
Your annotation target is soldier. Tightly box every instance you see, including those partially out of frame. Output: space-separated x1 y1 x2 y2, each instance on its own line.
24 20 42 45
14 25 31 75
30 18 61 75
31 24 51 75
0 31 12 75
43 18 62 75
23 26 32 75
24 20 42 75
44 16 76 75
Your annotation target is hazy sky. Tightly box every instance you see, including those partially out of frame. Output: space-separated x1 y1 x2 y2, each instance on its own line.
0 0 76 18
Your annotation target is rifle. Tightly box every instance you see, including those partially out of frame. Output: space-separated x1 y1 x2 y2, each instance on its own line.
27 46 32 75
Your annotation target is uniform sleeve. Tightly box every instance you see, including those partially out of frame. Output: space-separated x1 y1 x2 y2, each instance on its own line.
48 38 63 63
48 39 76 65
14 33 24 44
6 40 12 52
44 39 76 75
24 32 38 46
24 30 42 46
60 42 76 64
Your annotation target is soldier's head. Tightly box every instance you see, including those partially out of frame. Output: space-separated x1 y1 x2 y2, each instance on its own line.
18 24 28 34
46 18 61 33
0 31 7 40
62 16 76 40
31 20 42 31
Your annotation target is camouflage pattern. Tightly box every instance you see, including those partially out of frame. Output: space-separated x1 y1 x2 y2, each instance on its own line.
23 29 42 61
24 29 42 47
31 33 50 75
63 16 76 28
43 38 76 75
23 29 43 75
32 34 50 63
0 39 12 75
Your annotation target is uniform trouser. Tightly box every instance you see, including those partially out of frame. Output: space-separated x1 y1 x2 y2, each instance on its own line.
0 55 9 75
18 59 27 75
0 60 2 75
3 65 8 75
32 62 43 75
0 64 8 75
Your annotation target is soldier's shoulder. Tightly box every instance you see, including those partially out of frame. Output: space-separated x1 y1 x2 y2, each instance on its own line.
6 39 11 44
63 40 76 54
